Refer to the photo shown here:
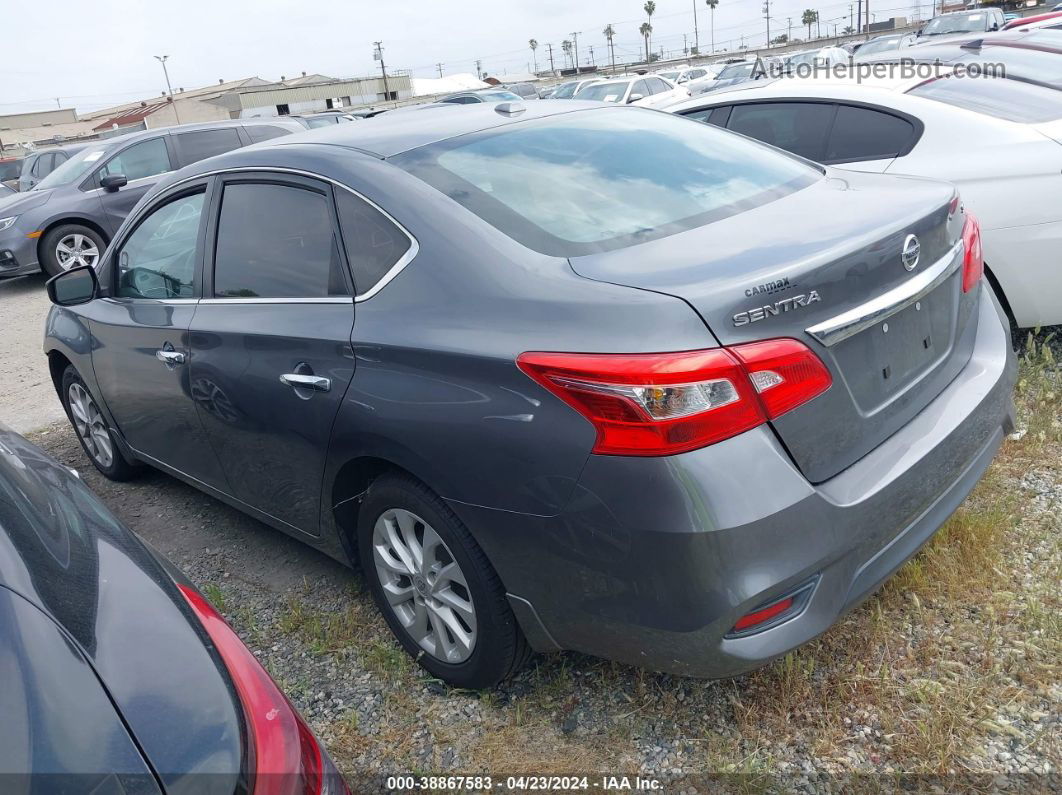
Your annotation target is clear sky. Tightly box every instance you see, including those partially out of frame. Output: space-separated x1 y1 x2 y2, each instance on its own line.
0 0 929 114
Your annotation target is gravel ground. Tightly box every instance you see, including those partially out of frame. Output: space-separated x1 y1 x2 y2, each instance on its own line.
0 273 67 433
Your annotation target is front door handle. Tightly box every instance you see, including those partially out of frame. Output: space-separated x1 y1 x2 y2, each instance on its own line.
155 349 186 366
279 373 331 392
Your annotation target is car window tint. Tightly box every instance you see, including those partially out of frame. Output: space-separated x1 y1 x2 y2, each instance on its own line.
578 81 631 102
727 102 834 160
681 107 716 123
398 106 819 256
336 190 412 296
824 105 914 162
213 182 348 299
305 116 337 128
30 155 44 177
246 125 292 143
98 137 171 182
116 192 204 299
907 75 1062 122
176 128 242 165
631 80 650 99
647 77 670 94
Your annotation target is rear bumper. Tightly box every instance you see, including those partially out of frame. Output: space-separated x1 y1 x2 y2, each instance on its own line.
454 285 1017 677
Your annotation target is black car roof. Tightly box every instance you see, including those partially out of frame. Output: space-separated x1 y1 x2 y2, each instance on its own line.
263 99 604 158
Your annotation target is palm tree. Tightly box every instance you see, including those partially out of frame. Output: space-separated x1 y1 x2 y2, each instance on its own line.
529 39 538 73
705 0 719 55
603 24 617 72
802 8 818 40
562 39 573 70
644 1 656 58
639 21 653 62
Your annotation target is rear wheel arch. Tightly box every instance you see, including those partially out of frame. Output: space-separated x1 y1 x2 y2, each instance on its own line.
331 456 422 565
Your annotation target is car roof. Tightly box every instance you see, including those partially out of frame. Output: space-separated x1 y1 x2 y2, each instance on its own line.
248 100 606 159
82 118 303 153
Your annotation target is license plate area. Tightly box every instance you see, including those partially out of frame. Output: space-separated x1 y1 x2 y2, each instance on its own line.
832 283 958 414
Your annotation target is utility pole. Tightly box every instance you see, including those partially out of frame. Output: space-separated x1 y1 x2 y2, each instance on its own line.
683 33 688 55
546 42 555 73
475 59 483 79
865 0 871 37
857 0 862 38
55 97 61 108
848 5 854 32
787 16 793 41
373 42 391 101
763 0 772 47
153 55 181 123
589 45 596 65
571 32 580 72
436 63 444 77
692 0 700 53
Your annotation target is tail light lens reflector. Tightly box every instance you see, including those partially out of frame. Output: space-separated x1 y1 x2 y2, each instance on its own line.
518 339 831 456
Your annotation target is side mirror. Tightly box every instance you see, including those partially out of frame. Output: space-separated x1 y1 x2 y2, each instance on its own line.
989 22 999 30
627 93 645 103
47 265 99 306
100 174 128 192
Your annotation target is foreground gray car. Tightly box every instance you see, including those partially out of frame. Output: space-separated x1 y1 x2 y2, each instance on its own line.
0 118 302 280
43 101 1016 688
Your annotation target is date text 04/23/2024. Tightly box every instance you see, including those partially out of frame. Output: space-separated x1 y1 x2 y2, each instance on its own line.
384 775 663 791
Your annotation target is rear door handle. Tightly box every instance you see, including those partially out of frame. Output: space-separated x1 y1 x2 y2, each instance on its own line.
279 373 331 392
155 349 186 366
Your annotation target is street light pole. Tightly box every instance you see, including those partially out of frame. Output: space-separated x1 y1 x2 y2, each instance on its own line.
571 32 580 72
373 42 391 102
692 0 700 53
154 55 180 124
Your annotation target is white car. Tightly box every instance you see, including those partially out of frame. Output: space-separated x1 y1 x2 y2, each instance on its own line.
575 75 690 108
784 46 850 70
911 8 1006 46
665 73 1062 327
655 66 713 84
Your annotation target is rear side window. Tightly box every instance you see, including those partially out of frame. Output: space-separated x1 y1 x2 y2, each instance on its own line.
176 128 242 165
396 106 818 256
908 75 1062 122
98 137 171 182
336 190 412 297
646 77 669 94
213 182 349 299
727 102 835 161
824 105 916 162
246 125 292 143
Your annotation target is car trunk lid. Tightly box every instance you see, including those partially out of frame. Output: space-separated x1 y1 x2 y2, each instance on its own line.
570 171 978 482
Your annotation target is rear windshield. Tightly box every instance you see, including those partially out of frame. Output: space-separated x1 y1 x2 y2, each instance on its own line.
394 107 819 256
908 75 1062 122
956 45 1062 89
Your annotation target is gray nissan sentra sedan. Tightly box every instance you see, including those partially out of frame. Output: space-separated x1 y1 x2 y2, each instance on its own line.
42 100 1016 689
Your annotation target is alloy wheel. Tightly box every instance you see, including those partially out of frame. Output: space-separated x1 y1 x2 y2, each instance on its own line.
372 508 478 663
55 233 100 270
68 382 114 468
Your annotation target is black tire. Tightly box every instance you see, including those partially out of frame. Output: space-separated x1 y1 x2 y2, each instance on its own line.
40 224 106 278
60 365 138 481
357 473 532 689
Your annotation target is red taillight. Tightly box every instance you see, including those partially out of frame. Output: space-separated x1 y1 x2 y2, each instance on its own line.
729 338 834 419
178 585 349 795
733 596 794 631
961 212 983 294
517 339 831 456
